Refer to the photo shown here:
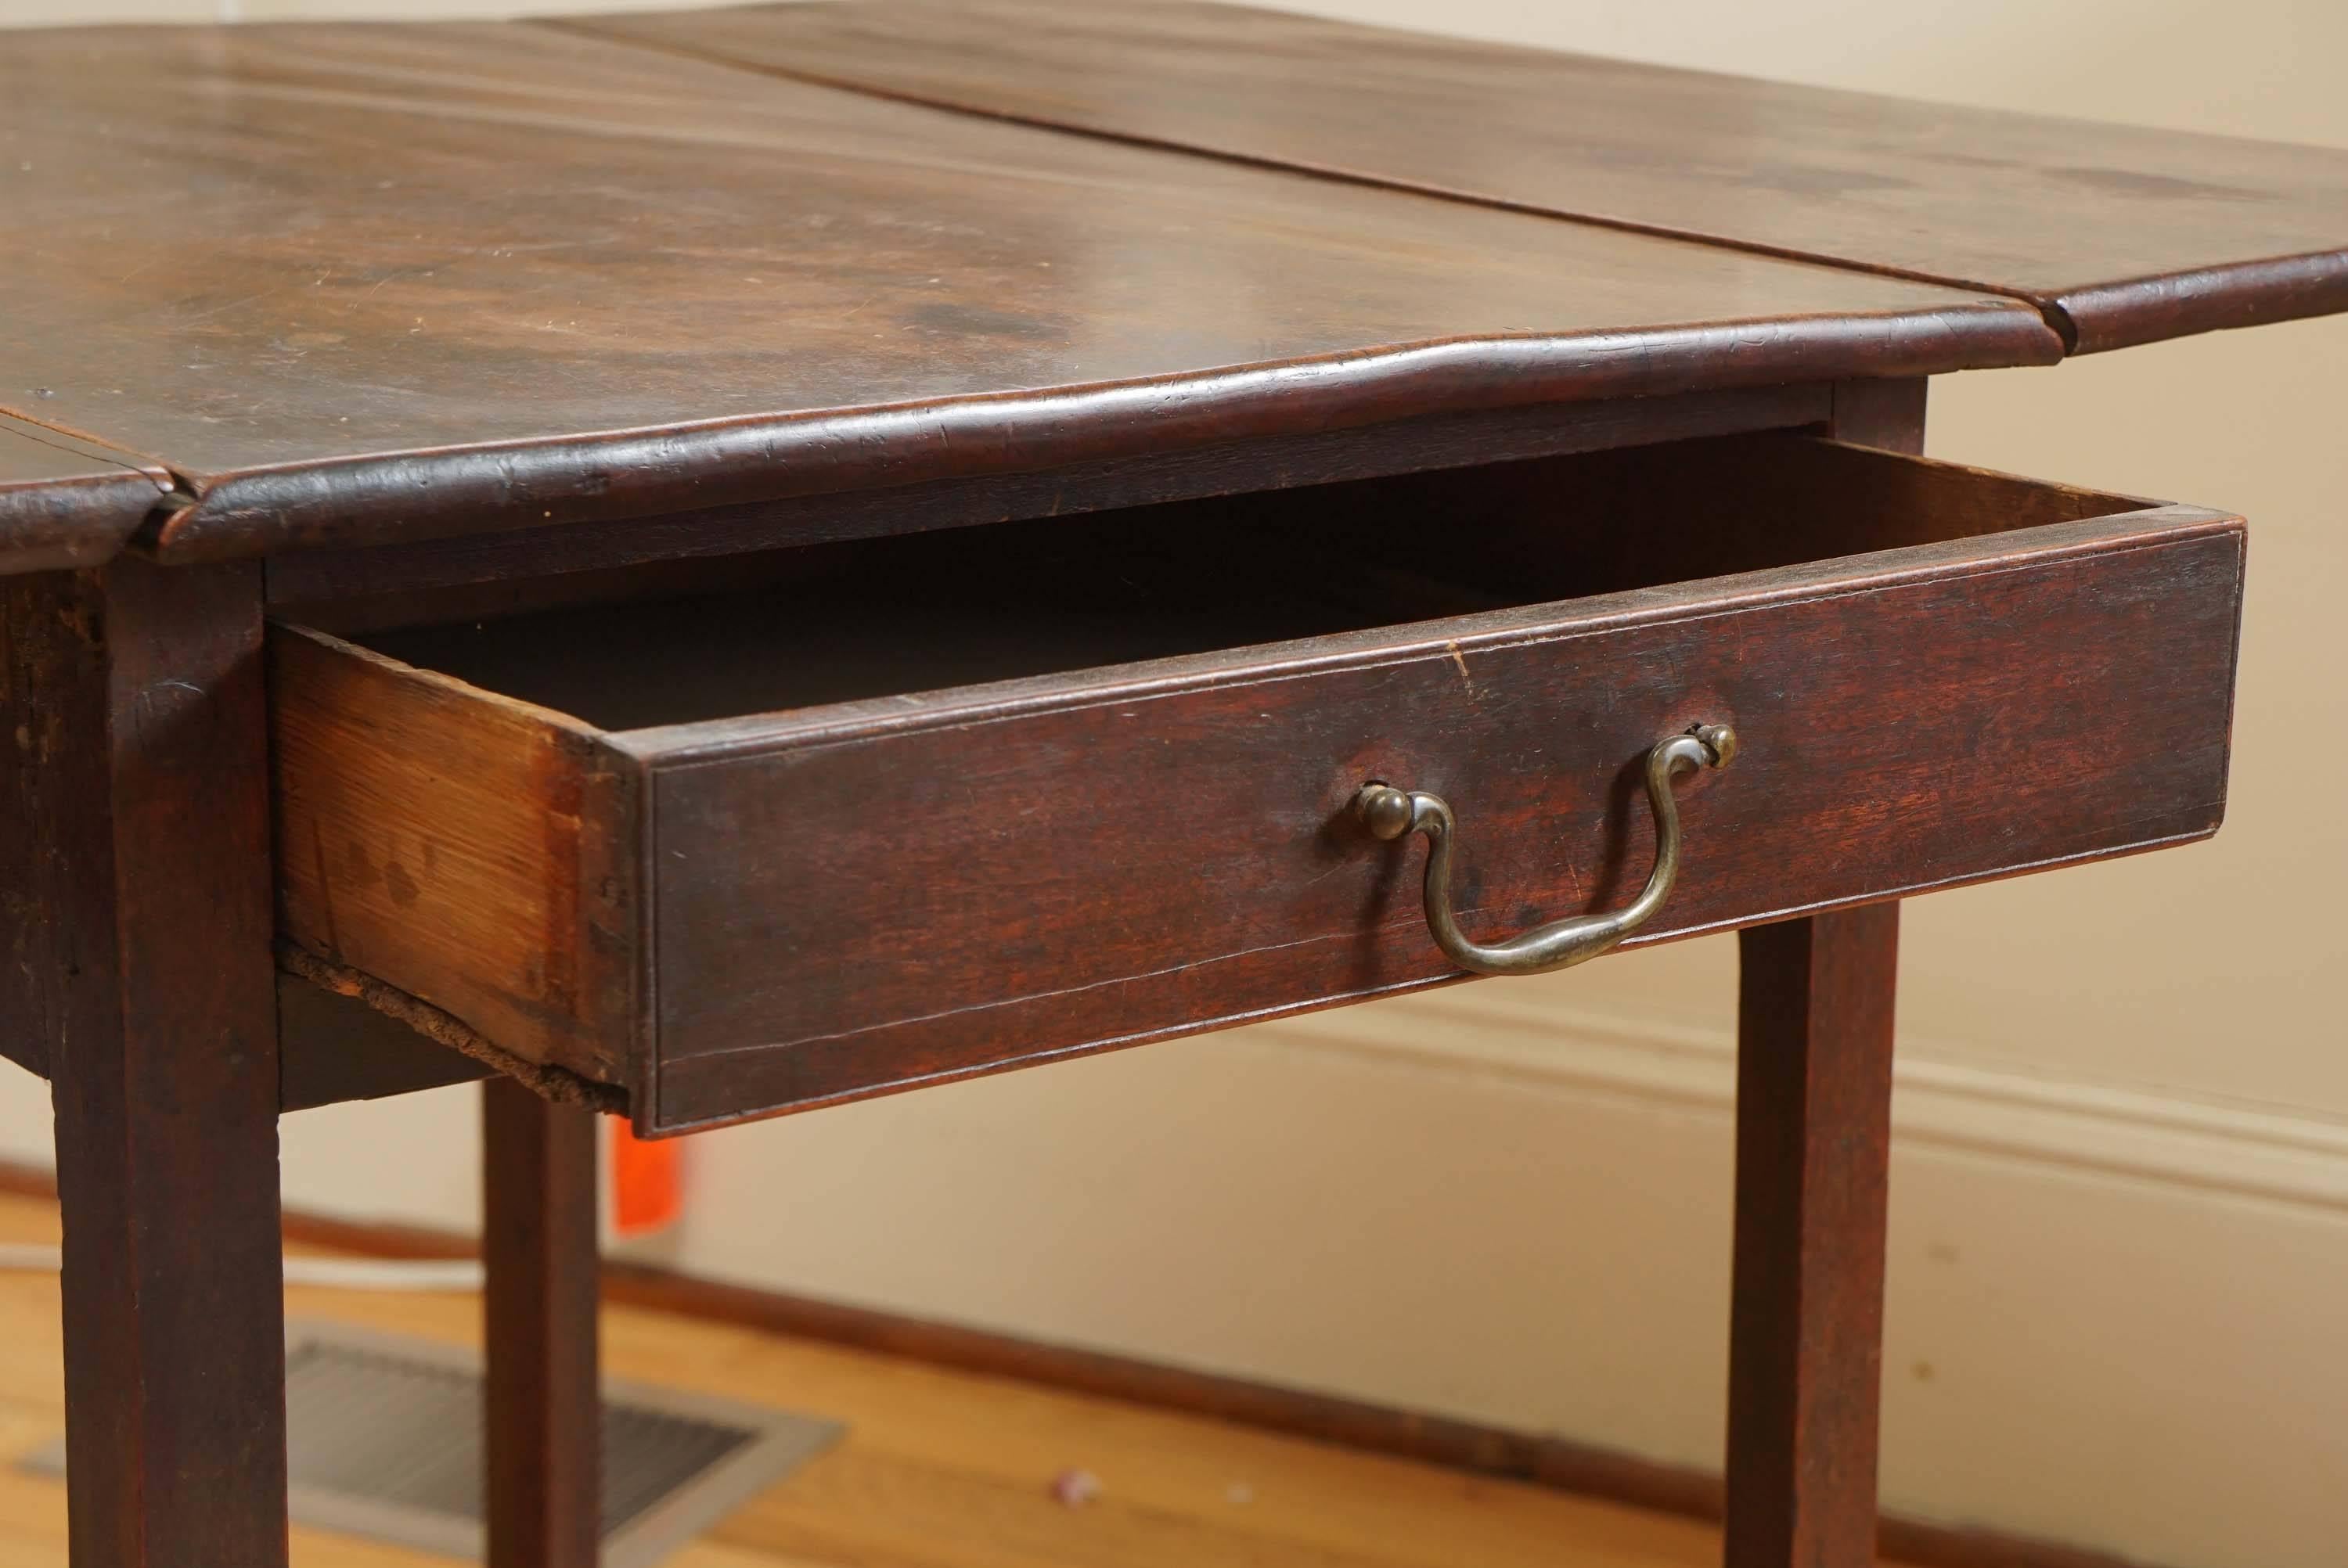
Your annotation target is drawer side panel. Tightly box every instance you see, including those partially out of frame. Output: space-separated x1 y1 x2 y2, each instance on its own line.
271 626 636 1081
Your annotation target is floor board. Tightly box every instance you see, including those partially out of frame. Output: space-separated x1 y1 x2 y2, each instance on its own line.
0 1190 1873 1567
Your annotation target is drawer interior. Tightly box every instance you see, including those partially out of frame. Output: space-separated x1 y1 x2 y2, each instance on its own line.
344 433 2146 732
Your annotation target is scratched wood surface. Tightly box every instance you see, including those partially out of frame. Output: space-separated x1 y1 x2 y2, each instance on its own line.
0 20 2052 576
578 0 2348 354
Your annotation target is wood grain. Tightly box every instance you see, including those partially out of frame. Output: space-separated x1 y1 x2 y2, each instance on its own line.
1727 906 1901 1568
579 0 2348 353
270 624 637 1079
482 1080 603 1568
268 437 2244 1129
0 21 2055 573
1 560 289 1566
0 1178 2161 1568
633 502 2241 1131
0 1185 1914 1568
1709 369 1921 1568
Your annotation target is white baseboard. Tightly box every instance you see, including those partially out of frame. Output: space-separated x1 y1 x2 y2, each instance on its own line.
1257 986 2348 1214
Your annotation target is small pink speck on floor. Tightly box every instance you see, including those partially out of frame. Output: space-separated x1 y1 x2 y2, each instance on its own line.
1050 1468 1103 1508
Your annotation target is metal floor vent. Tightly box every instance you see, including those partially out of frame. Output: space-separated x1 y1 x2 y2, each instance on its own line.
23 1321 844 1566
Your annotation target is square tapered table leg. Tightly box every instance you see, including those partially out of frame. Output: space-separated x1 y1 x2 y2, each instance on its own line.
483 1078 603 1568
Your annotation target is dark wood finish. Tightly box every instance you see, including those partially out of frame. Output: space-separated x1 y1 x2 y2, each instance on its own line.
0 419 168 576
0 1157 2163 1568
267 436 2243 1131
1 560 289 1566
1716 383 1918 1568
638 499 2238 1132
264 382 1834 624
483 1077 603 1568
0 22 2058 575
589 0 2348 353
1727 905 1901 1568
0 14 2303 1563
277 973 490 1113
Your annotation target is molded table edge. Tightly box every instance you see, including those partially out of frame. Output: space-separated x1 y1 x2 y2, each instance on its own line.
0 415 174 574
1 307 2059 574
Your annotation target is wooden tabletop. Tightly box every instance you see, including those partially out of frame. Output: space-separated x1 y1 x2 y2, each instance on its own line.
1 1 2340 574
582 0 2348 354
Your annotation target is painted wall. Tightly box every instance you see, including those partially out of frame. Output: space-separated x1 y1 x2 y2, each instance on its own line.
2 2 2342 1564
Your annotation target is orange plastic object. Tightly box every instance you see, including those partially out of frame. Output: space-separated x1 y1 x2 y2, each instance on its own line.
610 1117 684 1238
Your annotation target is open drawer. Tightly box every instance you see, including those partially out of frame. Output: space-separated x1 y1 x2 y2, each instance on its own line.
270 434 2245 1132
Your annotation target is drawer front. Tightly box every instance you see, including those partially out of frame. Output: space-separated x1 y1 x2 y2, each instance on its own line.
632 509 2242 1131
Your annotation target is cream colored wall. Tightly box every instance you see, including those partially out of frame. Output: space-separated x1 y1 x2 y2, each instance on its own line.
1284 0 2348 1117
1 2 2343 1565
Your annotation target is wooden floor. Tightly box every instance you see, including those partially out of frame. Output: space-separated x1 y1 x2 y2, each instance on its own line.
0 1190 1754 1568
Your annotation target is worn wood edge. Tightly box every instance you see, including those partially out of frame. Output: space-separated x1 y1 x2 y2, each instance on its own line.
272 620 607 742
0 415 175 575
2054 249 2348 355
140 312 2058 566
274 944 624 1113
277 970 494 1112
0 466 166 573
263 383 1838 613
610 500 2235 768
270 622 638 1081
0 1153 2163 1568
0 478 155 574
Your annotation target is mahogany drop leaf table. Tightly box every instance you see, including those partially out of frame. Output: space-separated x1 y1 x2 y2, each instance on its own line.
2 5 2339 1564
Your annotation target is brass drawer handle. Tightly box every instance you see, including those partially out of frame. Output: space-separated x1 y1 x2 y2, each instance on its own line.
1356 724 1738 977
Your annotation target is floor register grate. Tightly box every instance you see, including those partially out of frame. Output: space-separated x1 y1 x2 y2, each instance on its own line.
23 1321 844 1566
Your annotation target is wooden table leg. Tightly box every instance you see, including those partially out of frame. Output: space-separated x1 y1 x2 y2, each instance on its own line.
3 560 290 1567
1723 904 1899 1568
483 1077 603 1567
